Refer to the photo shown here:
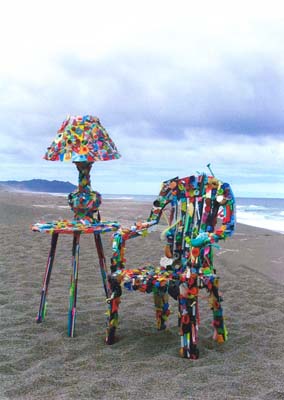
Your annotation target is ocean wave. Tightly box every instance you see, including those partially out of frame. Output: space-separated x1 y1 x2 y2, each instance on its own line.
104 196 135 200
237 204 268 211
237 211 284 234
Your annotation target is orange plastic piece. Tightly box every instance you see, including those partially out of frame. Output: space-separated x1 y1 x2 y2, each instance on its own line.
216 334 225 343
164 245 173 258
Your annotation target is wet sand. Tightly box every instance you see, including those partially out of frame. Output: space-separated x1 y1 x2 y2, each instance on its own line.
0 190 284 399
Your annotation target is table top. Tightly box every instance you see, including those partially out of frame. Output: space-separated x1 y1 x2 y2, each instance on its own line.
31 219 120 234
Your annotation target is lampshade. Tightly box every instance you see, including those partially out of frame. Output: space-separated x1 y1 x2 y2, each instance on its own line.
44 115 121 162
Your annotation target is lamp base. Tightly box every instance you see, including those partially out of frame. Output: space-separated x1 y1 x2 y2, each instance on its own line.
68 162 101 222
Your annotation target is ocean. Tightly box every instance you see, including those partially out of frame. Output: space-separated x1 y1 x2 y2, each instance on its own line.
103 194 284 235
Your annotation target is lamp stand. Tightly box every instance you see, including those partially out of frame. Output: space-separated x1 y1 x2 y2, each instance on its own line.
68 162 102 222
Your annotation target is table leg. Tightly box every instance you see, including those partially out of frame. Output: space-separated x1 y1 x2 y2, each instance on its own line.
94 233 110 298
36 232 59 323
67 232 81 337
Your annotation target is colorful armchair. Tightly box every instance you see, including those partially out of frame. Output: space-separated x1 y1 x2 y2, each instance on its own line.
106 173 235 359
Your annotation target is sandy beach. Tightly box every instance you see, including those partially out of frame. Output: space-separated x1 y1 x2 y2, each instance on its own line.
0 190 284 400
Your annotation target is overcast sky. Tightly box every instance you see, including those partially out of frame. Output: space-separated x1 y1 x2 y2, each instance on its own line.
1 0 284 197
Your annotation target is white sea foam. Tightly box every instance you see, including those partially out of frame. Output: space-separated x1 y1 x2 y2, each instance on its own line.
237 210 284 234
32 204 69 209
104 196 135 200
246 205 268 210
237 205 268 211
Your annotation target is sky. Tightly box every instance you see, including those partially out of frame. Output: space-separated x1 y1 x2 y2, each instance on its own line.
1 0 284 197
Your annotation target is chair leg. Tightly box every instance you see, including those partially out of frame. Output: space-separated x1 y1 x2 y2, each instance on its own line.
94 233 110 298
153 289 170 331
94 233 120 344
36 232 59 323
178 285 199 359
67 232 80 337
106 276 122 345
209 277 228 343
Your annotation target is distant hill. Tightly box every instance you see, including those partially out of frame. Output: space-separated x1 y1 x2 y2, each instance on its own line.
0 179 77 193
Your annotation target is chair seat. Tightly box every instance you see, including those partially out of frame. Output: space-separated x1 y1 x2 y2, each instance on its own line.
112 263 217 295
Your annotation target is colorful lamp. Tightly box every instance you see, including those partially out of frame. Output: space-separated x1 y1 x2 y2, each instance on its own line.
44 115 121 222
33 115 121 338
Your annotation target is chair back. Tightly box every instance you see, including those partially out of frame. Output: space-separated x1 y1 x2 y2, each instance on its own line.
146 174 235 274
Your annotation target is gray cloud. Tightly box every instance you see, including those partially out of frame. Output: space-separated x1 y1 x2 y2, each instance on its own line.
54 49 284 138
1 45 283 162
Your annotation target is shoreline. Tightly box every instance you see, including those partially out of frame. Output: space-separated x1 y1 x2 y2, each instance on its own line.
1 188 283 235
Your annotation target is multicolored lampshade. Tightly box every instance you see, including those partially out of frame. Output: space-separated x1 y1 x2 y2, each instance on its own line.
44 115 121 162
